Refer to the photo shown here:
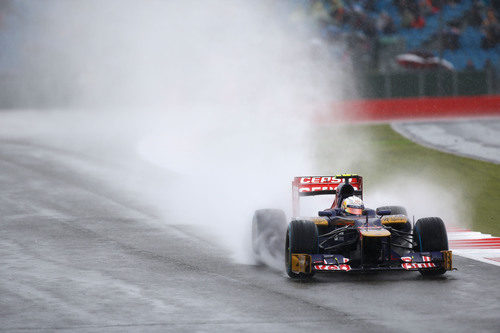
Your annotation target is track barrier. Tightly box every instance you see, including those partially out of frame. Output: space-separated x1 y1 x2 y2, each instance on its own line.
327 95 500 122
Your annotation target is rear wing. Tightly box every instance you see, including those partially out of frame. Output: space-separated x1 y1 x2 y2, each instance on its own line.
292 174 363 216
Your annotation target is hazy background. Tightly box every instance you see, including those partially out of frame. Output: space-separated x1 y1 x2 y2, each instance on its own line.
0 0 465 264
0 0 353 262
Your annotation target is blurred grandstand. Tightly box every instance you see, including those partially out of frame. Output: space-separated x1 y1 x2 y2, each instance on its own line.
292 0 499 69
289 0 500 97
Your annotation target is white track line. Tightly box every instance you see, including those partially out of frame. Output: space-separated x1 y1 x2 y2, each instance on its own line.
391 117 500 165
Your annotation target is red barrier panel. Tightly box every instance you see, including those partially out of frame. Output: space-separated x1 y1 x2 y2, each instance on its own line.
327 95 500 123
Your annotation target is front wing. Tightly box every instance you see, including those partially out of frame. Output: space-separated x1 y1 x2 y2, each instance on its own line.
290 250 453 274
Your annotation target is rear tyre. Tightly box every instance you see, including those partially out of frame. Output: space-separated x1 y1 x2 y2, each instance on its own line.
377 205 410 232
413 217 449 276
285 220 318 279
376 205 407 216
252 209 287 262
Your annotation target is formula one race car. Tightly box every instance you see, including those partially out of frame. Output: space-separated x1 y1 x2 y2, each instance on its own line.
252 174 453 278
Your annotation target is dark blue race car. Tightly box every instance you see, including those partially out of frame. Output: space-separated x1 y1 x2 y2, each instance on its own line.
252 174 453 279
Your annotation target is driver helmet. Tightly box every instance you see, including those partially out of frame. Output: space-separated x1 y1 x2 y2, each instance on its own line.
341 196 364 215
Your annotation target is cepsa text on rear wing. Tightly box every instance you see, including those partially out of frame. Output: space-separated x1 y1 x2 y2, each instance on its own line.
292 174 362 216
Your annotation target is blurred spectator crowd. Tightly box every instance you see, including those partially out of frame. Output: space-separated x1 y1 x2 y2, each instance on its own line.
477 5 500 48
289 0 500 71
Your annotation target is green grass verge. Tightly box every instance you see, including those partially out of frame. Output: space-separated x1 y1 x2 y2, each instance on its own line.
314 124 500 236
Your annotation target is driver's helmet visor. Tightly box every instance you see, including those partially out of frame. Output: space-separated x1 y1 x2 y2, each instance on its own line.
345 205 363 215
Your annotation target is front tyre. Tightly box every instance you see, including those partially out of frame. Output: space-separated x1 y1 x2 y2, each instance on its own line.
285 220 318 279
413 217 449 276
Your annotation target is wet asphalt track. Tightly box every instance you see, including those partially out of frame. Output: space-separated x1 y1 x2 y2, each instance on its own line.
1 139 500 333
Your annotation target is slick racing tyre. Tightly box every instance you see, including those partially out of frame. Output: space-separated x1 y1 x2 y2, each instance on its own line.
252 209 287 263
376 205 407 216
413 217 449 276
285 220 318 279
376 205 410 232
